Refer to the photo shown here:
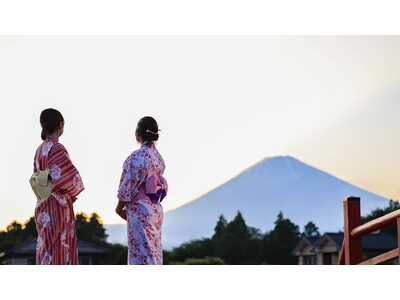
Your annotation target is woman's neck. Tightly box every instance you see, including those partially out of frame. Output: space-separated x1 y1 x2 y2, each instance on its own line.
47 132 59 142
141 140 154 147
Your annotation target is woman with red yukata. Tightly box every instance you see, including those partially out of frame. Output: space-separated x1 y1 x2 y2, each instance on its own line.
116 116 168 265
33 108 84 265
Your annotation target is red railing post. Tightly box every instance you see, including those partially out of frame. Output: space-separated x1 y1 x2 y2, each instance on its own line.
343 196 362 264
397 218 400 264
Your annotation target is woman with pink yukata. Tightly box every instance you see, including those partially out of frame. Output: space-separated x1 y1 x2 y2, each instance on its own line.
116 116 168 265
33 108 84 265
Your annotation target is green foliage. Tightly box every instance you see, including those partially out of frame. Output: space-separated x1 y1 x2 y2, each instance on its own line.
164 210 305 265
212 215 227 240
0 212 126 265
361 199 400 236
163 250 173 265
183 256 225 265
0 217 37 252
258 211 300 265
104 243 128 265
302 221 320 238
91 201 400 265
220 211 261 264
168 211 263 265
75 212 108 245
170 238 215 262
4 200 397 265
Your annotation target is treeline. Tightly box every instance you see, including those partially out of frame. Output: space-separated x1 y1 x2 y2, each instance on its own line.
163 211 319 265
163 200 400 265
361 200 400 236
1 200 399 265
1 210 314 265
0 212 127 265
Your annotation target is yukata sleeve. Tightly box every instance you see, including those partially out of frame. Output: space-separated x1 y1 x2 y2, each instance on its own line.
33 152 38 173
48 143 85 203
117 156 147 203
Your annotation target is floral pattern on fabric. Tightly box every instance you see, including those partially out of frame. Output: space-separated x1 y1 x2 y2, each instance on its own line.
42 142 54 157
37 212 51 228
50 164 62 180
72 174 84 190
126 199 163 265
118 143 166 202
33 137 84 265
117 143 167 265
41 252 52 265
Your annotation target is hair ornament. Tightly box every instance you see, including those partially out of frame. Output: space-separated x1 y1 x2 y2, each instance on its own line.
146 130 159 135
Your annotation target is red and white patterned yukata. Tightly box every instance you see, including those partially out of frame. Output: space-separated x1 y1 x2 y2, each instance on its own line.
33 137 84 265
117 142 168 265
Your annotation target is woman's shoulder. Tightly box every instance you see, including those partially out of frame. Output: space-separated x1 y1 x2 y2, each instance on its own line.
38 138 66 157
41 137 65 149
49 140 68 155
130 145 150 157
125 147 150 166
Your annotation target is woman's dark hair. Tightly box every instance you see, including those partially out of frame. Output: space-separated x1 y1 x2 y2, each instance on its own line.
40 108 64 140
136 116 160 143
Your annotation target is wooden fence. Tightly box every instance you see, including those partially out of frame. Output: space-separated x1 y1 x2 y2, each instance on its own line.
338 196 400 265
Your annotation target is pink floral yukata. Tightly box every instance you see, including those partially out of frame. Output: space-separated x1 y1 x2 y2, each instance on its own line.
117 142 168 265
33 137 84 265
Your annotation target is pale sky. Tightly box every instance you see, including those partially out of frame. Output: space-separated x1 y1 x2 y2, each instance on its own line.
1 35 400 230
1 1 400 296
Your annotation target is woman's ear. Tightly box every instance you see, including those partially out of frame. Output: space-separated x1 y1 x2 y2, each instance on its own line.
135 128 141 143
59 121 64 136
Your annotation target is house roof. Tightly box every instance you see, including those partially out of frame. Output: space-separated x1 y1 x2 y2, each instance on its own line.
322 231 398 251
361 231 398 250
291 235 320 255
0 239 114 259
77 240 114 255
292 231 398 256
323 232 344 246
307 236 320 245
313 233 343 252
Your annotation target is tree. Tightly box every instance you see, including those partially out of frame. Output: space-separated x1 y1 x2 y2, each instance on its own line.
182 256 225 265
258 211 300 265
0 212 124 265
361 200 400 236
75 212 108 245
88 212 108 245
222 211 253 264
6 221 22 233
105 243 127 265
212 215 227 240
302 221 320 238
211 214 227 259
170 238 215 262
0 220 23 252
21 217 37 241
168 212 262 264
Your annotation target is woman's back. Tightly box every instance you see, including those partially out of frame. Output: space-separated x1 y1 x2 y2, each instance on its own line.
115 116 167 265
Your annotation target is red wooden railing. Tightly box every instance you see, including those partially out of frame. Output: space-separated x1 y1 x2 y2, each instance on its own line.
338 196 400 265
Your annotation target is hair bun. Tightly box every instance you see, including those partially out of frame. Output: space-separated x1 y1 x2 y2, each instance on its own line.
145 130 159 141
136 116 160 143
40 108 64 140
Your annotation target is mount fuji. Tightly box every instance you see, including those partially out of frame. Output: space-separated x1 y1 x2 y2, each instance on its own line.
106 156 390 250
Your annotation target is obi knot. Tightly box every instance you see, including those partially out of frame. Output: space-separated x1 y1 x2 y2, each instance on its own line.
146 172 168 204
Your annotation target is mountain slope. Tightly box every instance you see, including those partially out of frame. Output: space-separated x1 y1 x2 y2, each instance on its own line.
161 156 390 249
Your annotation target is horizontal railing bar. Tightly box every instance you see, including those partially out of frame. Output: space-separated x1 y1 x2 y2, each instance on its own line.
358 248 399 265
351 210 400 238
